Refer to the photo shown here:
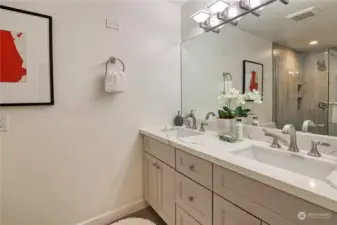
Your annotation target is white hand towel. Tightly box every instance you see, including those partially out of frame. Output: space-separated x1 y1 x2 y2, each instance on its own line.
119 71 127 92
105 71 114 92
331 104 337 123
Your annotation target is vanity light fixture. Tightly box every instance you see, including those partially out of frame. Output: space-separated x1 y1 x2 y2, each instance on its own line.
191 0 290 33
200 15 221 33
309 40 318 45
279 0 289 4
240 0 266 16
191 10 220 33
190 10 211 23
207 0 229 13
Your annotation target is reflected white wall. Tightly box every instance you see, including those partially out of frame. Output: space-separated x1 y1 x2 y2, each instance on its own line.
181 25 273 123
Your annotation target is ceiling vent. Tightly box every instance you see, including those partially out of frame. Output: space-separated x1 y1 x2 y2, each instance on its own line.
286 7 316 22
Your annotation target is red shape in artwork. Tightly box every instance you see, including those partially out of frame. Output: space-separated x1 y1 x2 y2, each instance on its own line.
0 30 27 82
249 71 258 91
17 32 23 38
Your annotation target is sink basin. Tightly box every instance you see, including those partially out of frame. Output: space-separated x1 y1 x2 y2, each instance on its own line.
163 127 203 138
233 146 337 181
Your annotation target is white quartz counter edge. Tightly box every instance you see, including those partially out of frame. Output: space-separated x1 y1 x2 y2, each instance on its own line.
140 128 337 213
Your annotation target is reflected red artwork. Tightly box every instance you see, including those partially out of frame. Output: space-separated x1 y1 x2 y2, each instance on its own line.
249 71 258 91
0 29 27 83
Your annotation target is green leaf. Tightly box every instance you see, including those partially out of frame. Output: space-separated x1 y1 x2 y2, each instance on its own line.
218 110 226 119
243 109 251 113
234 106 243 116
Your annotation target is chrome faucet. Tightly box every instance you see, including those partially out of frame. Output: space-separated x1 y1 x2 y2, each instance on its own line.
308 140 331 157
262 128 281 149
205 112 216 120
185 110 197 130
199 112 216 132
282 124 300 153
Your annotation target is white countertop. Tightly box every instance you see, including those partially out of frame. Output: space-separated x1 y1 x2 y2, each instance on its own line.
140 127 337 213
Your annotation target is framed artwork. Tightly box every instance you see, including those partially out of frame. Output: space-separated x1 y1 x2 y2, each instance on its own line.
0 5 54 106
243 60 263 98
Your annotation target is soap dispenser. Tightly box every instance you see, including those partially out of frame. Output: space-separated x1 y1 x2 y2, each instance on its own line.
174 111 184 126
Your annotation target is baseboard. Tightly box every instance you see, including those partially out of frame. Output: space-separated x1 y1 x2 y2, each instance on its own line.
77 200 148 225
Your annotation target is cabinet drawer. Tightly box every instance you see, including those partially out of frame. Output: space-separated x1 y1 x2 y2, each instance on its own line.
176 205 201 225
176 149 212 189
213 165 337 225
175 172 212 225
214 194 261 225
144 136 175 167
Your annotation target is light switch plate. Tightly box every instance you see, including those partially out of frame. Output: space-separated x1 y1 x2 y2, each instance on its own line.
106 19 119 30
0 114 9 131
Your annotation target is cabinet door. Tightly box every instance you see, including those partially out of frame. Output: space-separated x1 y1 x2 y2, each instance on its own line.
157 161 175 225
176 205 201 225
214 194 261 225
144 153 158 209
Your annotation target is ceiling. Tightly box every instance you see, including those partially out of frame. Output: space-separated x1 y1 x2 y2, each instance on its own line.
235 0 337 51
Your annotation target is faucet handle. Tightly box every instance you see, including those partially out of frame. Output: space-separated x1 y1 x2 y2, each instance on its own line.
199 122 208 132
308 140 322 157
262 129 282 148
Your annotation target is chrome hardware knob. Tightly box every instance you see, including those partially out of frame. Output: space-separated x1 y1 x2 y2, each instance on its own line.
189 164 195 171
188 196 195 202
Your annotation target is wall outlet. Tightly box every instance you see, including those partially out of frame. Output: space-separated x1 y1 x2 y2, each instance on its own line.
0 114 9 131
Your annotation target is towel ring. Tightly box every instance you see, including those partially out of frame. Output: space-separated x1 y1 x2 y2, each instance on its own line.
105 56 126 73
223 72 232 81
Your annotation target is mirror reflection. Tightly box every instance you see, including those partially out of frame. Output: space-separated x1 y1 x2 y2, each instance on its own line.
181 0 337 136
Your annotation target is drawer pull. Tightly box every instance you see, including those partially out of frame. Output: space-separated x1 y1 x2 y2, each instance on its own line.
188 196 195 202
152 162 158 168
189 164 196 171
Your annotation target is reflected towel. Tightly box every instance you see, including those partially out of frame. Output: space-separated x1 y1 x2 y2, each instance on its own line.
331 104 337 123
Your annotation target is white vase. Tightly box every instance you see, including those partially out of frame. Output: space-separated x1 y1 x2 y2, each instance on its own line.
237 117 247 125
216 118 236 136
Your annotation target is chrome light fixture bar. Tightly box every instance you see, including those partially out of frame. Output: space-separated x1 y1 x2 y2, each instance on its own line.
209 0 288 32
191 0 289 33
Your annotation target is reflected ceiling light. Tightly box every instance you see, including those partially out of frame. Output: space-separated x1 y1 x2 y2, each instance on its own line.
227 3 244 21
240 0 266 16
207 0 230 13
209 15 224 30
190 10 211 23
200 15 221 33
309 40 318 45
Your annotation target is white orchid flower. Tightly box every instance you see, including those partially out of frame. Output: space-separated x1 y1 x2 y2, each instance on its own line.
236 94 246 106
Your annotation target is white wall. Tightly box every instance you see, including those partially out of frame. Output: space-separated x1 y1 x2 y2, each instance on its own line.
181 25 273 123
0 1 181 225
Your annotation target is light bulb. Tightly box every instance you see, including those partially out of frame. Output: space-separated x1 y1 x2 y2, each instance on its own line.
250 0 265 10
209 15 224 29
208 0 229 13
227 3 243 21
190 10 211 23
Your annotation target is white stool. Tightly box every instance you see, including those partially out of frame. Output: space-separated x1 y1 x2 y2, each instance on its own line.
111 218 156 225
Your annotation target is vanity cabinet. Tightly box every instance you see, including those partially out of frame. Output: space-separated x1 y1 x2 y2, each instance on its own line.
175 172 212 225
143 136 337 225
144 153 175 225
176 205 201 225
144 153 158 209
214 194 261 225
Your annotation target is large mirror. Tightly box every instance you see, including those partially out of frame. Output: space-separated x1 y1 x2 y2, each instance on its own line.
181 0 337 136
